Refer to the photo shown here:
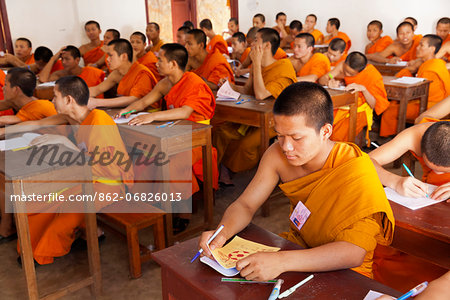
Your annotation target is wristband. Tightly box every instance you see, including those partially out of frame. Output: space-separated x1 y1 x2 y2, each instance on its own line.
328 73 333 80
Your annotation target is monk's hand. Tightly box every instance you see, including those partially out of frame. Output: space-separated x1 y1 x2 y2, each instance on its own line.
198 229 227 260
218 77 228 88
414 113 428 124
375 295 395 300
328 78 341 89
0 127 5 138
29 134 73 148
430 182 450 202
128 114 154 126
394 176 429 198
114 109 132 120
387 57 401 64
236 252 284 281
250 45 263 66
345 83 366 94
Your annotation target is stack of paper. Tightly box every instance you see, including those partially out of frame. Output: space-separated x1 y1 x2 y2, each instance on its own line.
200 236 280 276
390 77 425 84
216 80 241 101
38 81 56 87
386 61 408 66
114 112 149 124
0 133 41 151
384 185 443 210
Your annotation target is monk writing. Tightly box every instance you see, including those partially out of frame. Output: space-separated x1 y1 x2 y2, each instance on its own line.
130 31 160 81
323 18 352 53
79 20 104 66
380 35 450 137
365 20 393 54
200 82 394 280
88 39 157 108
200 18 229 55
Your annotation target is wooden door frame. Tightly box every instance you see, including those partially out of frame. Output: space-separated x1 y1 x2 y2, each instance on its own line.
230 0 238 20
0 0 13 53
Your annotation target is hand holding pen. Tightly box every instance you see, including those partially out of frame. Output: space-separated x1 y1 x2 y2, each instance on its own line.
196 225 227 261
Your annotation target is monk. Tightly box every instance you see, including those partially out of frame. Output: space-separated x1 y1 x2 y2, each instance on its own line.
280 20 303 50
185 29 234 91
29 46 64 75
176 26 191 46
404 17 422 43
116 43 219 231
39 46 105 87
5 75 133 265
370 121 449 292
252 13 266 29
230 32 250 74
272 12 290 39
326 38 347 67
130 31 160 81
214 28 297 174
0 38 34 67
319 52 389 143
89 28 120 70
199 18 228 56
88 39 157 108
182 20 195 30
145 22 164 54
0 69 12 116
234 27 259 77
380 35 450 137
0 67 57 126
365 20 393 54
323 18 351 53
289 33 330 82
303 14 324 44
436 17 450 61
366 22 419 63
79 21 104 66
225 18 239 46
200 81 394 280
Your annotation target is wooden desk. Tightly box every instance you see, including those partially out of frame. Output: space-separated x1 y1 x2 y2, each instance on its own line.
383 76 430 134
214 89 358 160
389 200 450 269
0 148 101 300
371 62 405 76
105 111 214 246
152 223 401 300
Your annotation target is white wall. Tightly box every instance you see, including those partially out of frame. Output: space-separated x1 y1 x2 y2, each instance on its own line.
238 0 450 52
5 0 147 53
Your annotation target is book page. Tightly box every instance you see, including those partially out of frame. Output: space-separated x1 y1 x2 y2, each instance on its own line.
217 80 240 101
390 77 425 84
0 133 42 151
114 112 149 124
384 184 443 210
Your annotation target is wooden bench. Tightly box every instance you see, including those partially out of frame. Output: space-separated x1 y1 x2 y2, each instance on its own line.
98 202 166 279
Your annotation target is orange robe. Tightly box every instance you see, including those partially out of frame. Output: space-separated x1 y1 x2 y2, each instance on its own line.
50 60 64 73
79 66 105 87
117 62 158 107
279 142 394 278
310 29 324 43
16 99 57 121
137 51 161 81
325 32 352 53
26 109 133 265
25 54 35 65
296 52 330 79
207 35 229 55
273 48 288 60
366 36 394 54
239 48 251 64
0 69 5 101
380 58 450 136
192 49 235 85
400 38 420 61
332 64 388 143
330 53 347 67
150 39 164 53
219 59 297 172
82 41 105 65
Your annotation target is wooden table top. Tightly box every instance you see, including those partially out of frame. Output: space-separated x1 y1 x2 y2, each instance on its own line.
382 76 431 88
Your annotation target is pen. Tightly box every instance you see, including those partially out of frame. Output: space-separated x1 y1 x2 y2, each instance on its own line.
156 121 174 129
278 274 314 299
120 109 136 116
168 120 181 128
236 98 249 104
191 225 224 263
402 163 429 198
268 279 283 300
371 142 379 148
221 278 277 284
396 281 428 300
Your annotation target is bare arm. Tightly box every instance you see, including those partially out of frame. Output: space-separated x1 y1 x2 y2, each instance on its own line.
89 96 138 109
436 41 450 61
39 50 63 83
127 106 194 126
89 54 106 68
2 53 27 67
0 115 22 126
0 114 68 138
366 44 399 63
251 46 273 100
415 95 450 123
89 70 121 97
297 74 318 82
318 62 343 86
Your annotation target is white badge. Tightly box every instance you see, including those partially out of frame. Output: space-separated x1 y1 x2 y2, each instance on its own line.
289 201 311 231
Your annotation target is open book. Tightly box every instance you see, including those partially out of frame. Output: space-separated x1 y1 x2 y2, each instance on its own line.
216 80 241 101
114 112 150 124
200 236 280 276
0 133 41 151
384 184 443 210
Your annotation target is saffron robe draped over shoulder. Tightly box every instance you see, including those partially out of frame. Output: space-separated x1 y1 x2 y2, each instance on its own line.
79 66 105 87
207 35 229 56
367 36 394 54
137 51 161 81
16 100 57 121
324 32 352 53
296 53 330 79
192 49 235 85
82 41 104 65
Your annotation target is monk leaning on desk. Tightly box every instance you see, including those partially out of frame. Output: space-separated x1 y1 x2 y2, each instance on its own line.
115 42 219 201
214 28 297 174
79 20 105 66
200 18 229 56
87 39 157 109
2 76 133 265
326 38 347 67
186 29 234 91
0 38 34 67
319 52 389 143
366 22 419 64
130 31 161 81
200 82 394 280
380 34 450 137
39 46 105 87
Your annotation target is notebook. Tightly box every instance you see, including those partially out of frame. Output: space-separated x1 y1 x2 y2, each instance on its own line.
384 184 444 210
0 133 42 151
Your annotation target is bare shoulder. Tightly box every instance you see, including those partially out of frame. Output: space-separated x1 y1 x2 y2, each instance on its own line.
108 70 123 83
155 77 173 95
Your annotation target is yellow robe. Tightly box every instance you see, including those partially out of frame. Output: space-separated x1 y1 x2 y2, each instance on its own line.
279 142 394 278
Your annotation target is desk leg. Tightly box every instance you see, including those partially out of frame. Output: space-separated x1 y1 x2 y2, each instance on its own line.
202 128 214 230
261 114 271 217
348 95 358 143
85 213 102 297
418 83 429 114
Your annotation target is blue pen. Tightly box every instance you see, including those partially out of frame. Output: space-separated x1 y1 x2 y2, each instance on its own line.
190 225 224 263
396 281 428 300
156 121 174 129
236 98 249 105
402 163 429 198
268 279 283 300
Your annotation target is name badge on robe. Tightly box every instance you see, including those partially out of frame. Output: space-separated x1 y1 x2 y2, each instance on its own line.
290 201 311 231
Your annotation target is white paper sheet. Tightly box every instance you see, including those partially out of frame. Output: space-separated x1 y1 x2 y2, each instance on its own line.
0 133 42 151
390 77 425 84
200 256 240 276
38 81 56 87
216 80 240 101
384 184 444 210
386 61 408 66
114 112 149 124
241 73 250 78
363 290 390 300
